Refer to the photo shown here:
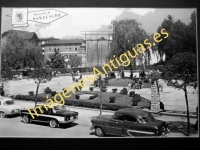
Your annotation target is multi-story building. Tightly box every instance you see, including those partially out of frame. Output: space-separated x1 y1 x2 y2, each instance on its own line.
41 39 86 67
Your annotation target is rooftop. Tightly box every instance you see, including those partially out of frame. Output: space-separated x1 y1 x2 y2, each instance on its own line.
2 29 38 40
42 39 84 46
39 37 60 41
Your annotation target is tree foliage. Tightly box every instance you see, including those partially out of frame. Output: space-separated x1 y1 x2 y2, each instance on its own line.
68 55 82 68
29 68 53 106
2 31 43 70
110 19 149 75
165 52 197 136
157 11 196 62
48 48 65 68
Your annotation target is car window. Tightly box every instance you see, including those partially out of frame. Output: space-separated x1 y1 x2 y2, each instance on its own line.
112 113 124 121
125 115 138 123
4 100 14 105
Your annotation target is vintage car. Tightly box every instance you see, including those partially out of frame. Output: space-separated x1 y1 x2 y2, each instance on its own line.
0 96 21 118
21 103 78 128
91 108 170 137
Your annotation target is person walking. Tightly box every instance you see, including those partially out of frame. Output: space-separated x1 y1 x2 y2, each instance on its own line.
0 83 5 96
139 79 142 89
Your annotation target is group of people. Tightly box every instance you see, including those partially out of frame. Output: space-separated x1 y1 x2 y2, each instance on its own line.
71 70 81 83
127 79 143 91
13 73 23 80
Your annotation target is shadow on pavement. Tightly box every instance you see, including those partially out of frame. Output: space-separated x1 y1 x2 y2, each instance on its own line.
20 120 78 129
6 114 21 118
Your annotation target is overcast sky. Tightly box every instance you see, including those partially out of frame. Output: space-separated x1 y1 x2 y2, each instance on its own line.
1 8 196 39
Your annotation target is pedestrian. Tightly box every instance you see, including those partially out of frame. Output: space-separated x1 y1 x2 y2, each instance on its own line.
160 101 165 112
19 73 23 80
139 79 142 89
0 83 5 96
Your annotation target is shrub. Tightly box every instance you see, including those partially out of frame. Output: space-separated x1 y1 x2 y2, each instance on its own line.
129 91 135 97
110 72 116 78
28 91 34 96
109 96 115 103
75 94 80 99
100 88 107 92
112 88 117 93
89 95 96 100
89 87 94 91
44 87 52 94
143 79 149 83
51 91 56 96
132 94 141 102
120 88 128 95
14 94 132 111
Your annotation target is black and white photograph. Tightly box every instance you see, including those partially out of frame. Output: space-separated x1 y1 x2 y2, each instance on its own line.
0 6 198 138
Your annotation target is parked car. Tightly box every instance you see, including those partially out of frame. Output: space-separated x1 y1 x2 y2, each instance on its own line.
91 108 170 137
21 103 78 128
0 96 21 118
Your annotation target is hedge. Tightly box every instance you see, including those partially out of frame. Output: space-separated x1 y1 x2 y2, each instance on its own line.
15 94 131 111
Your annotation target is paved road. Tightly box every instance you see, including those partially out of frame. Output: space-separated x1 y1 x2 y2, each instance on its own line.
0 100 198 138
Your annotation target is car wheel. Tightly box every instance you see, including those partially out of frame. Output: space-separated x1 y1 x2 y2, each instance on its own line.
49 119 59 128
95 127 105 137
0 112 6 118
23 115 29 124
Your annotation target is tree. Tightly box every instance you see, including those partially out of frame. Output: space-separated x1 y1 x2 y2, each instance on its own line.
165 52 197 136
2 31 26 70
110 19 147 77
29 68 52 106
156 12 196 62
68 55 82 68
1 60 13 81
2 31 44 70
49 48 65 68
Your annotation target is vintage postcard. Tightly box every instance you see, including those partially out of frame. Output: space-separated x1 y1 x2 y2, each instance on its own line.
0 7 198 138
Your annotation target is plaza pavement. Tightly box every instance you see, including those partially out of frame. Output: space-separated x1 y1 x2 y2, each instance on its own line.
6 72 198 112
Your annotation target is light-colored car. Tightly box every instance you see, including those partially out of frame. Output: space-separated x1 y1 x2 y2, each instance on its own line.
0 96 21 118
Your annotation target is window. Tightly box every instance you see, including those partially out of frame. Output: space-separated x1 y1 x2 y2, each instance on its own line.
75 48 77 51
125 115 137 123
112 113 124 121
0 101 1 105
49 48 51 52
57 48 60 51
69 48 71 51
4 100 14 105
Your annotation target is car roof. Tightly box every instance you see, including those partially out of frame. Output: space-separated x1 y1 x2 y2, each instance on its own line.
116 108 148 116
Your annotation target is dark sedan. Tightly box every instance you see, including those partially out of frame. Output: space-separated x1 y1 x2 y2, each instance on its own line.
21 103 78 128
91 108 170 137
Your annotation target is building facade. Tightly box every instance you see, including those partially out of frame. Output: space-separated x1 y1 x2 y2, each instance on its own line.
41 39 86 67
85 37 111 67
